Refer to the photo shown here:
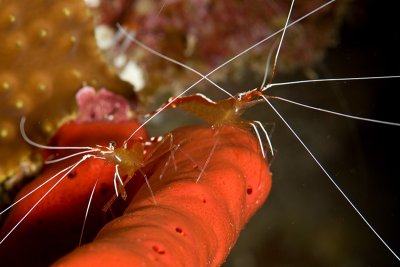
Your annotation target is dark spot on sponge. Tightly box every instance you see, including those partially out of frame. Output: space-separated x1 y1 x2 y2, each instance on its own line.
152 245 165 255
246 187 253 195
67 170 77 179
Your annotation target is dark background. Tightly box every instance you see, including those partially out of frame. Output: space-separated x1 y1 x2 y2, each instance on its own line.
219 0 400 266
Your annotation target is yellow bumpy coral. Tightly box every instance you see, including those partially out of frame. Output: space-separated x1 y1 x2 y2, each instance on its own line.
0 0 134 182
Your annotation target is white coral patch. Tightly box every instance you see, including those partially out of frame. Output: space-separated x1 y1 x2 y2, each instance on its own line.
120 61 145 91
95 25 115 50
84 0 100 8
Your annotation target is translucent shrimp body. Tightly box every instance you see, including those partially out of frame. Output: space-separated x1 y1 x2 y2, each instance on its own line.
97 142 144 179
165 91 260 129
0 119 150 262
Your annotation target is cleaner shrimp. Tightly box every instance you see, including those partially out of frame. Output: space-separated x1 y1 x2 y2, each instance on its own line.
0 116 190 249
0 0 399 266
109 0 400 266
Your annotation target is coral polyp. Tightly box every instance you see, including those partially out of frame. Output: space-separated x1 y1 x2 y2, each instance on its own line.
0 0 135 181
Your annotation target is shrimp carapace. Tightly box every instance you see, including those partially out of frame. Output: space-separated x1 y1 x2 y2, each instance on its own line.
97 141 145 179
152 88 272 158
156 89 264 127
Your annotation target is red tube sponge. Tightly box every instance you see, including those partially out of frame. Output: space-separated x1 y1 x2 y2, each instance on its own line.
54 126 271 266
0 122 271 266
0 120 148 266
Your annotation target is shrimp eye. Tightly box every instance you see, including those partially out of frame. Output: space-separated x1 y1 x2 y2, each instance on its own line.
109 141 116 149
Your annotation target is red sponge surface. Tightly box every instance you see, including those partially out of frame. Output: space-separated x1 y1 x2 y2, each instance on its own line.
54 126 271 267
0 123 271 267
0 120 147 266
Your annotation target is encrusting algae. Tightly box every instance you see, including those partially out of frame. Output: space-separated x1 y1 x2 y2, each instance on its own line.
0 0 135 183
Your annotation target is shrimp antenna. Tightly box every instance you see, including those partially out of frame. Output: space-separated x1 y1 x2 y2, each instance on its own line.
44 149 100 164
157 1 167 16
123 0 336 146
0 163 77 215
260 40 279 91
264 75 400 90
79 178 99 246
115 24 233 98
267 0 296 86
261 95 400 262
0 155 92 245
20 117 93 150
121 0 336 145
268 95 400 127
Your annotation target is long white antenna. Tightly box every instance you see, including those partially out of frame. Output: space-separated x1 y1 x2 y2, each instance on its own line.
0 155 92 245
122 0 336 144
260 40 279 90
264 75 400 90
116 24 234 98
269 95 400 126
44 149 99 164
0 164 77 215
261 95 400 262
20 117 93 150
268 0 296 84
79 178 99 246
